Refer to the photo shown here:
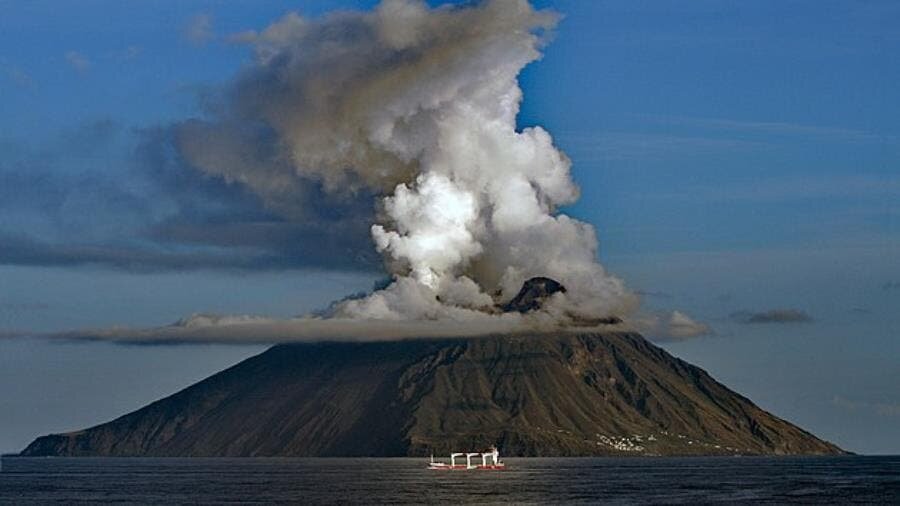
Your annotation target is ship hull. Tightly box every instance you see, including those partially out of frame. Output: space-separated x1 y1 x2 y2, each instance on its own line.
427 464 506 471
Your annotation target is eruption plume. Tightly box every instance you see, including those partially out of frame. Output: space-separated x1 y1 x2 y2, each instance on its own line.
178 0 636 326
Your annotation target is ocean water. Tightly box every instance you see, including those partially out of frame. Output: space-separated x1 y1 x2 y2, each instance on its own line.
1 456 898 504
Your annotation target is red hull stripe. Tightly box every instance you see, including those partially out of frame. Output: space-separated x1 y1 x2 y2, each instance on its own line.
427 465 506 471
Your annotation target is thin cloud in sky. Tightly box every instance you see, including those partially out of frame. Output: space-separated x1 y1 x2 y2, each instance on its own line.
556 131 760 162
116 46 142 61
730 308 813 324
4 65 33 87
635 289 673 300
645 173 900 203
3 307 713 346
0 121 381 274
561 114 898 165
65 51 91 73
4 313 614 346
184 13 214 46
642 114 891 144
832 395 900 418
558 113 897 164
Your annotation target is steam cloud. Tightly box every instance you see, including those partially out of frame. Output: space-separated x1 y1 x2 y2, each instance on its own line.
178 0 636 326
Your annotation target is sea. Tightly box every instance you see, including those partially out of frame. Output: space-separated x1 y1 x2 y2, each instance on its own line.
1 456 898 504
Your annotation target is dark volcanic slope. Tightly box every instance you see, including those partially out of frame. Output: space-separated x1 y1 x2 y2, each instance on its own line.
22 332 844 457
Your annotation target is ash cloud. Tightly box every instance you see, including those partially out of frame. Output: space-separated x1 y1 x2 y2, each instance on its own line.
6 305 713 345
0 121 379 273
12 311 627 346
174 0 636 325
730 309 813 324
3 0 661 338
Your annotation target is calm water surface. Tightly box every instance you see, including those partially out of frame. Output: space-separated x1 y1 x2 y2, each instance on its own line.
2 456 898 504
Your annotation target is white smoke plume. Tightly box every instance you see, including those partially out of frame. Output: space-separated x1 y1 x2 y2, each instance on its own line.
178 0 637 327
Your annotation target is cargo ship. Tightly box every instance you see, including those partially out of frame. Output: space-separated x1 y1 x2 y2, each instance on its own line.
427 446 505 470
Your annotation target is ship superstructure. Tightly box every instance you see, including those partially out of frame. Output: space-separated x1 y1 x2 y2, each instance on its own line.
427 446 505 470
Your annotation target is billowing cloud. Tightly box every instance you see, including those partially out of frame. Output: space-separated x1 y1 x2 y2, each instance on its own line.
730 309 813 324
176 0 635 325
4 0 639 335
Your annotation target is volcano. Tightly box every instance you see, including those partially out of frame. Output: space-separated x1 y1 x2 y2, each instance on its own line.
21 331 843 457
501 276 567 313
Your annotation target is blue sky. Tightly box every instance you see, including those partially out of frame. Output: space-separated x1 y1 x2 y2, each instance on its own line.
1 0 898 454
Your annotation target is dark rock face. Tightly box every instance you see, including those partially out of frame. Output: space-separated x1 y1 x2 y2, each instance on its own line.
502 277 567 313
21 332 845 457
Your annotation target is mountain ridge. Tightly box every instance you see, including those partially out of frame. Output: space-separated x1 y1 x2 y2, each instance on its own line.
21 332 844 457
